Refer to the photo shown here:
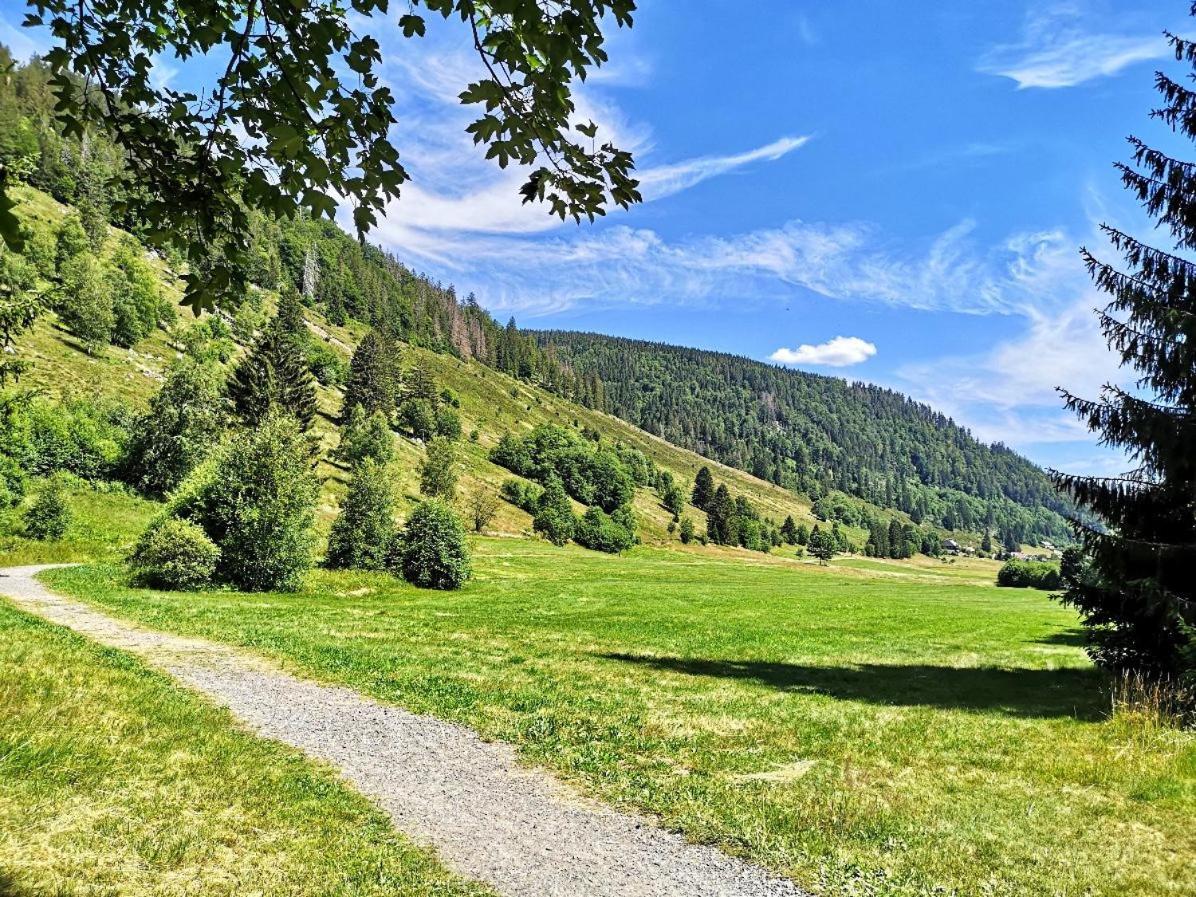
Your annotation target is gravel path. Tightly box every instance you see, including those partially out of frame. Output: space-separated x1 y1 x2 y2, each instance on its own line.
1 565 805 897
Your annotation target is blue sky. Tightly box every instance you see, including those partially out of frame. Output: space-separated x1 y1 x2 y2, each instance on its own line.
1 0 1186 475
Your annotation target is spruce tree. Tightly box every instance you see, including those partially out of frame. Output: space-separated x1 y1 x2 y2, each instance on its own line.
227 314 317 430
692 466 715 512
342 329 400 419
1054 23 1196 679
706 483 736 545
780 514 798 545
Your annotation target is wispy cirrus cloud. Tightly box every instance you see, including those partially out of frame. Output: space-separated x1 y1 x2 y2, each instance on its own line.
770 336 877 368
979 4 1167 89
376 212 1084 320
638 135 810 201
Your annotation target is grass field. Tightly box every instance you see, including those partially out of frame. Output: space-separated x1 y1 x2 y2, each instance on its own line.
0 600 492 897
0 479 160 567
44 540 1196 897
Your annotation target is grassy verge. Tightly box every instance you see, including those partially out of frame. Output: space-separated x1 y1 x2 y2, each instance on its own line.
0 600 492 897
0 478 160 566
43 539 1196 897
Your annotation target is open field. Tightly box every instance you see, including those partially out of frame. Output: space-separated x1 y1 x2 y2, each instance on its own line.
44 540 1196 897
0 600 492 897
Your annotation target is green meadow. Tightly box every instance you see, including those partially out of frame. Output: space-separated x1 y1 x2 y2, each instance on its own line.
43 539 1196 897
0 600 492 897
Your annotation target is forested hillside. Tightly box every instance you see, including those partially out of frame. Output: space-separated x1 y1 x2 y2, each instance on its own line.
533 332 1074 546
1 43 1068 555
0 47 602 408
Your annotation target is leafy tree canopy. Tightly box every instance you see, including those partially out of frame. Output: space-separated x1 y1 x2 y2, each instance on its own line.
11 0 642 311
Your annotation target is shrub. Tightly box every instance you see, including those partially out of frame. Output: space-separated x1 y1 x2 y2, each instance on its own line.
129 518 220 590
334 405 394 468
398 398 436 440
679 516 695 544
419 438 458 500
24 478 70 540
434 407 462 441
997 559 1061 590
14 394 128 480
500 478 542 513
389 500 471 590
533 475 574 546
306 340 348 386
178 412 318 592
574 505 636 554
325 459 395 571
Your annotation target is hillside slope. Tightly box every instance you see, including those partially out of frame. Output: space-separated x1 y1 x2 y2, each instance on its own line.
534 331 1074 547
6 184 829 555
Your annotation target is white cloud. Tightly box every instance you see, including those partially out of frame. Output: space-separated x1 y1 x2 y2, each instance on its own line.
979 6 1167 89
376 212 1084 319
770 336 877 367
638 136 810 201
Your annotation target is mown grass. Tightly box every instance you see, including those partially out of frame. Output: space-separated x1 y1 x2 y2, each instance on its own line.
0 599 494 897
0 478 161 566
44 540 1196 897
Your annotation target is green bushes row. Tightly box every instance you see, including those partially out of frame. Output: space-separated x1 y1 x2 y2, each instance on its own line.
997 559 1061 590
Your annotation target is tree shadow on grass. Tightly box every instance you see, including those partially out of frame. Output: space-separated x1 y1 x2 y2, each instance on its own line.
599 653 1105 720
1035 628 1088 648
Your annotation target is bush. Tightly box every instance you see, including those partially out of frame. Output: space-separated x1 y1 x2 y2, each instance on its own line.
129 518 220 590
398 398 436 440
500 478 542 514
419 438 458 500
325 459 394 571
177 412 318 592
679 516 695 544
533 476 574 546
574 505 636 554
306 340 348 386
434 406 462 440
997 559 1061 590
334 405 394 468
389 500 471 590
24 478 70 540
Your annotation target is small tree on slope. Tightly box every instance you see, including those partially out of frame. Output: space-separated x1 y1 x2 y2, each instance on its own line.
1053 19 1196 680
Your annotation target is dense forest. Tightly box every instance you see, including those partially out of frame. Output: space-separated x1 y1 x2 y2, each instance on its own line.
532 332 1075 546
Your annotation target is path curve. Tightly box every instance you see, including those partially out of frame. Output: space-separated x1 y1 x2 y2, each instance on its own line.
0 565 805 897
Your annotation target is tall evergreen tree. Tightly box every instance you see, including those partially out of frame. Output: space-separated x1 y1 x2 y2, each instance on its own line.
227 312 318 430
342 329 400 419
1054 21 1196 679
706 483 736 545
780 514 799 545
692 465 715 511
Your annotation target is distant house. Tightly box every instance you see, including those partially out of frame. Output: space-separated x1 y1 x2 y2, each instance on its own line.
943 539 960 553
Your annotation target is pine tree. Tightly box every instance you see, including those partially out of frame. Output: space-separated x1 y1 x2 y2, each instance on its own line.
780 514 798 545
692 466 715 511
1054 22 1196 679
706 483 736 545
227 317 317 430
342 329 400 419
